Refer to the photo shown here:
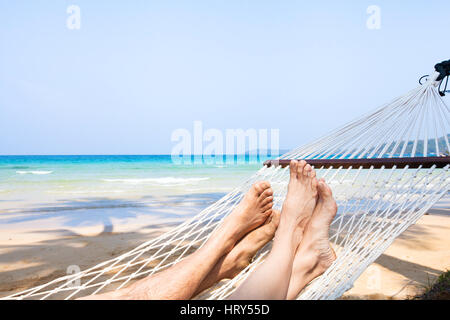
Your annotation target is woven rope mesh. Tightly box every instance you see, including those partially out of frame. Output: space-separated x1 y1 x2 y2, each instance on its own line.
2 73 449 300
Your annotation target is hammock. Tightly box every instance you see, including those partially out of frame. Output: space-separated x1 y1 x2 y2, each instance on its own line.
3 60 450 300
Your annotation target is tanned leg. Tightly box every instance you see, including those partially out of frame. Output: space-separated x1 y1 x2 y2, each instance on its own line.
229 160 318 300
194 210 280 296
80 181 274 300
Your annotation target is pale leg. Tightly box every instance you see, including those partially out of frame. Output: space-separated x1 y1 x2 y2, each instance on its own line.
286 178 337 300
229 160 318 300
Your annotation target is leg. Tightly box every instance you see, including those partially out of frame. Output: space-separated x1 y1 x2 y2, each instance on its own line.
80 181 274 300
286 178 337 299
229 160 318 300
194 210 280 296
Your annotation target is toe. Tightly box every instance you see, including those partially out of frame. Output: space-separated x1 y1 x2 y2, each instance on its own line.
263 208 273 218
297 160 307 178
289 160 298 179
270 209 281 227
265 210 280 234
262 202 273 212
254 181 271 195
304 164 312 177
260 195 274 207
318 180 333 198
310 167 316 179
259 188 273 200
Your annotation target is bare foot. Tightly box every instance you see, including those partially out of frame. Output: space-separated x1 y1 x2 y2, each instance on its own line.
286 178 337 300
195 210 280 295
280 160 318 243
304 179 337 269
218 181 274 250
220 209 280 278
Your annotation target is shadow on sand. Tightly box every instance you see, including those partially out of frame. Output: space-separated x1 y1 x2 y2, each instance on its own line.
0 193 226 296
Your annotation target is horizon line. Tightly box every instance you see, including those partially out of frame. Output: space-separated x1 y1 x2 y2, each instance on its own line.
0 152 289 157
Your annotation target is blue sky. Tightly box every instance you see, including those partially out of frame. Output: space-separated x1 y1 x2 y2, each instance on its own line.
1 0 449 155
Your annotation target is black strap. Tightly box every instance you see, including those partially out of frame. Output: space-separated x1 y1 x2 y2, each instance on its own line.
435 59 450 96
435 59 450 81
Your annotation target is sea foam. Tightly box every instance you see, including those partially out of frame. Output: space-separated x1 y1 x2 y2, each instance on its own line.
16 170 53 175
102 177 209 185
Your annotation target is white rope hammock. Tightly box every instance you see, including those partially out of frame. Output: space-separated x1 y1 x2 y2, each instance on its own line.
2 69 449 300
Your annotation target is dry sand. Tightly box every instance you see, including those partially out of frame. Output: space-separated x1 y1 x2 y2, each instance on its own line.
342 199 450 299
0 199 448 299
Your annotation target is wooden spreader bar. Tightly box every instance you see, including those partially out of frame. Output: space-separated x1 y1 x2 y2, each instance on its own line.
263 156 450 169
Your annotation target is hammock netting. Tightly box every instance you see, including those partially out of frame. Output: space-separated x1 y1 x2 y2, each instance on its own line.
2 67 449 300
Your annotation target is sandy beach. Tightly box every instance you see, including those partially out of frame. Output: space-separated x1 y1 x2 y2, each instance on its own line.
342 198 450 300
0 192 220 298
1 196 448 299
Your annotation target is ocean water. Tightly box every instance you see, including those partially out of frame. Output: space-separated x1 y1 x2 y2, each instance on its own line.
0 155 268 228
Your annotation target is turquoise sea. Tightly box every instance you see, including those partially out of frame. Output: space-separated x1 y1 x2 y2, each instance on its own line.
0 155 269 231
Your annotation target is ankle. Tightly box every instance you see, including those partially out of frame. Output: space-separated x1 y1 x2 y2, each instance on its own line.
295 244 320 271
205 227 235 254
